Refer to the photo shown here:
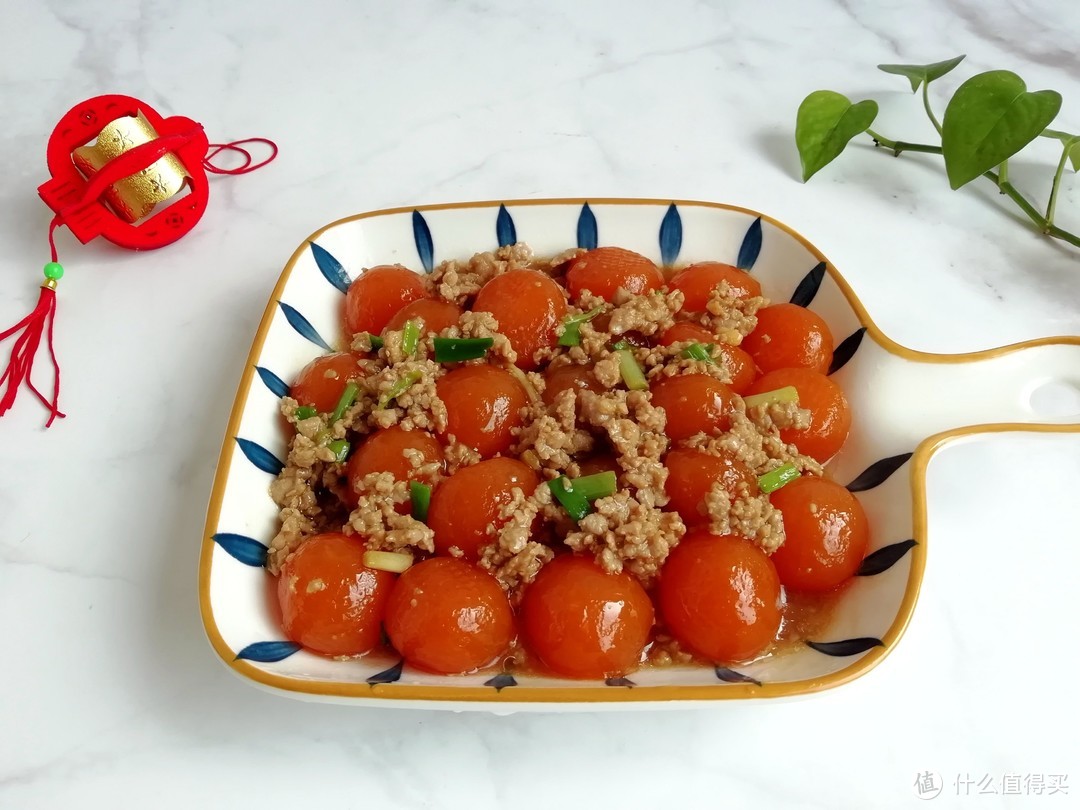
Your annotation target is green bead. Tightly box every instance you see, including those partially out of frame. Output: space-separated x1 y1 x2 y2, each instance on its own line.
43 262 64 280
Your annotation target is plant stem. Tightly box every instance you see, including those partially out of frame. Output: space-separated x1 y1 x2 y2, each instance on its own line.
866 129 942 156
998 160 1009 189
1045 145 1071 228
862 130 1080 248
921 83 943 135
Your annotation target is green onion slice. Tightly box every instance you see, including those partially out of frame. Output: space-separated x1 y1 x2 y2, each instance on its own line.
377 370 422 409
680 342 715 364
617 348 648 391
570 471 617 502
548 476 591 521
294 405 318 421
330 381 360 423
558 306 604 347
401 319 421 357
327 439 351 463
433 337 494 363
368 334 385 350
410 481 432 522
758 463 800 494
743 386 800 409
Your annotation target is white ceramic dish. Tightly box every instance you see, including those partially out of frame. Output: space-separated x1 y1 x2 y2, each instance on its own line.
199 198 1079 711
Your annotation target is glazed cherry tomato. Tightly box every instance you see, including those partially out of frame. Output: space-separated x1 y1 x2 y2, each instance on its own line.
659 324 756 394
659 529 782 663
542 364 602 405
664 448 757 526
345 426 444 507
383 298 463 336
427 457 539 559
277 532 394 657
384 558 515 674
651 374 737 441
344 265 427 337
520 555 654 679
746 368 851 462
474 270 568 369
742 303 834 375
566 247 664 303
669 261 762 311
769 477 869 592
290 352 363 413
436 365 528 457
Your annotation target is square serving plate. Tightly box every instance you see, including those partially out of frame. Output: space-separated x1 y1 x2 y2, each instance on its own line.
199 198 1079 711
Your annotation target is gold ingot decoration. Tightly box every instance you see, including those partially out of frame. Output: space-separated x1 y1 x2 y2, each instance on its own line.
72 111 190 223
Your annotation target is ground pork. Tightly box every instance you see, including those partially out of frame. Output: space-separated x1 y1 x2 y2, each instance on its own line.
579 389 670 506
362 357 447 432
647 633 696 667
426 243 535 304
684 401 823 477
440 310 518 365
639 342 733 384
563 490 686 583
344 472 435 554
513 389 594 479
478 484 555 595
702 281 766 344
705 479 786 554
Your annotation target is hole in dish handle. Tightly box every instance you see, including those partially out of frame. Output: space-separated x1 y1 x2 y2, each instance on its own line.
837 340 1080 454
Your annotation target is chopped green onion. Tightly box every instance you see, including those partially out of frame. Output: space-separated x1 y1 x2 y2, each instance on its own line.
681 342 715 364
547 476 591 521
433 337 494 363
377 370 422 409
363 550 413 573
330 381 360 423
294 405 318 421
569 471 617 502
327 439 351 463
758 463 800 494
558 306 604 347
368 334 384 350
743 386 800 409
610 339 630 351
401 319 421 356
410 481 431 521
617 348 648 391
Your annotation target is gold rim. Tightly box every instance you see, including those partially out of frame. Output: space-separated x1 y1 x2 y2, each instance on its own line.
199 197 1079 704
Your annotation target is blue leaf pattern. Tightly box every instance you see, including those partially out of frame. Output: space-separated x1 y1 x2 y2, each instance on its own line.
829 327 867 375
367 659 405 684
857 539 918 576
576 203 598 250
484 673 518 691
235 640 302 662
412 210 434 273
846 453 913 492
235 438 285 476
605 677 635 687
309 242 351 293
789 262 826 307
278 302 331 350
736 217 763 270
212 533 269 567
496 204 517 247
659 203 682 265
715 667 762 686
256 366 289 398
806 637 884 657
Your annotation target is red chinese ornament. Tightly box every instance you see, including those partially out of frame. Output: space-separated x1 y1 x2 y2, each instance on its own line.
1 93 277 426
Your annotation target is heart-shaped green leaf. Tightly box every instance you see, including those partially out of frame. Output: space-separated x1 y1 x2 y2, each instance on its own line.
878 55 966 93
796 91 879 182
942 70 1062 189
1042 129 1080 172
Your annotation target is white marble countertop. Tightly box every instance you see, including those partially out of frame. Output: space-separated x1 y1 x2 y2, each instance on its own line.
2 0 1078 807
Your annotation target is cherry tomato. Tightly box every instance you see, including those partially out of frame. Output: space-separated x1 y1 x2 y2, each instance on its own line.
277 532 394 657
437 365 528 457
290 352 363 413
384 298 463 336
384 558 515 674
742 303 834 375
669 261 762 311
651 374 736 441
344 265 427 337
520 555 654 678
664 448 757 526
566 247 664 303
474 270 569 369
542 364 602 405
659 324 756 394
428 457 539 559
770 477 869 592
345 426 444 507
659 529 782 662
746 368 851 462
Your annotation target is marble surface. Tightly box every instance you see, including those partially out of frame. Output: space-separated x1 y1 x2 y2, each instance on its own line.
1 0 1078 807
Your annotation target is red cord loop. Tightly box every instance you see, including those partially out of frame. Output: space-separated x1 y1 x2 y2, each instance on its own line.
204 138 278 175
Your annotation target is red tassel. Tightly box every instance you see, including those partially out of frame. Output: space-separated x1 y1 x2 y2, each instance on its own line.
0 281 64 427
